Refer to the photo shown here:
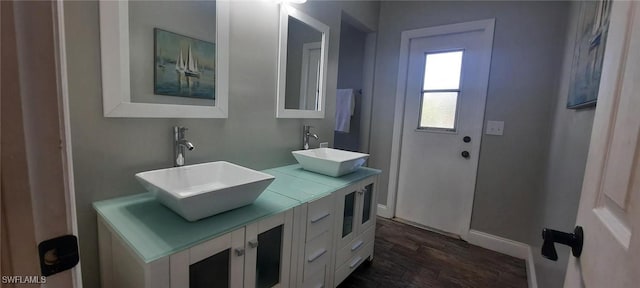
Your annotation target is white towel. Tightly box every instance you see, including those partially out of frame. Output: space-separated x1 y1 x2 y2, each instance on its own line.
335 89 355 133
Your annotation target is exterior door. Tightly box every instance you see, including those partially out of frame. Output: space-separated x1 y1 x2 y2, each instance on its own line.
395 20 494 237
564 1 640 287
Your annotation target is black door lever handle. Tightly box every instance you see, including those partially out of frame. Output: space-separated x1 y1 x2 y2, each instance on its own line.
541 226 583 261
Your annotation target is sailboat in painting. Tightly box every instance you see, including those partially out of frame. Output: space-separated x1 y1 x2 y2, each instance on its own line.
155 28 214 99
157 48 166 69
175 45 200 79
175 49 185 73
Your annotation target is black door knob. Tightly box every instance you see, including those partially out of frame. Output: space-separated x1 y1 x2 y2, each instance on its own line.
461 151 470 158
463 136 471 143
541 226 583 261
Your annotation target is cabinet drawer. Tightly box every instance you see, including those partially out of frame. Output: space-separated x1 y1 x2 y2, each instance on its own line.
334 241 374 285
304 231 330 278
302 266 326 288
306 195 333 240
335 225 375 268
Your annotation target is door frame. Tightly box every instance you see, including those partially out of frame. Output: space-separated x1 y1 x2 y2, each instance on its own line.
299 41 322 110
379 19 495 240
1 0 81 286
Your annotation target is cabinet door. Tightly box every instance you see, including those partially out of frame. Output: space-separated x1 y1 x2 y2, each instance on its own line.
245 210 294 288
170 228 245 288
358 178 377 234
335 186 360 249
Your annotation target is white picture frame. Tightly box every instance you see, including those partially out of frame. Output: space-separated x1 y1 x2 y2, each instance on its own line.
98 0 229 118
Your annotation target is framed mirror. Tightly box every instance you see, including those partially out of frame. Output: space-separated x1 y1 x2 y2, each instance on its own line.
99 0 229 118
276 5 330 118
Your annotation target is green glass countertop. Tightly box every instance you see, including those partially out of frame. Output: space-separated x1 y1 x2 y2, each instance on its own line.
94 191 299 263
93 165 381 263
269 164 381 189
263 169 335 202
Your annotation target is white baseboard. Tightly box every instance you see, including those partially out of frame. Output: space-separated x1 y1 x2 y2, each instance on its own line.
376 204 392 218
467 230 537 288
467 230 529 258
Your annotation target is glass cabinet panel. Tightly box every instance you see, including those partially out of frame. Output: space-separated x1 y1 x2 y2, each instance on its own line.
189 249 230 288
362 184 373 224
256 225 283 288
342 192 356 237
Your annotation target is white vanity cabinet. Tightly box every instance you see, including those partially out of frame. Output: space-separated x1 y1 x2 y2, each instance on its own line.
98 210 294 288
170 228 246 288
244 210 294 288
332 177 377 286
97 218 171 288
95 166 381 288
290 194 335 288
172 210 294 288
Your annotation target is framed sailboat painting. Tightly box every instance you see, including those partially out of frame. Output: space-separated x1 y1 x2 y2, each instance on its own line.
154 28 216 100
566 0 611 109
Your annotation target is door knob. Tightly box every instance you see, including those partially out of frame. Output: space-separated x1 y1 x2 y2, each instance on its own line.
461 151 470 158
541 226 583 261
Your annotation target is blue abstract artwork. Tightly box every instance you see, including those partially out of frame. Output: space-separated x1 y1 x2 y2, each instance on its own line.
567 0 611 109
154 28 215 100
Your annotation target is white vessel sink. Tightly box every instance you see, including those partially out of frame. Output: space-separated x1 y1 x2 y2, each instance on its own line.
135 161 275 221
292 148 369 177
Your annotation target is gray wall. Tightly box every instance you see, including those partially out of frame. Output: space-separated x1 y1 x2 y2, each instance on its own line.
63 1 378 286
529 2 595 287
337 20 366 90
335 20 367 151
370 0 570 243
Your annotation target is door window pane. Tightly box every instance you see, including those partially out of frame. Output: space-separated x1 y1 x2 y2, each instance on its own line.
362 184 373 224
423 51 463 90
189 249 230 288
256 225 283 288
419 50 463 130
419 92 458 129
342 192 356 237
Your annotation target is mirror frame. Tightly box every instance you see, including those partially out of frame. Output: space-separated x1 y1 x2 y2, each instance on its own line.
276 5 330 119
99 0 229 118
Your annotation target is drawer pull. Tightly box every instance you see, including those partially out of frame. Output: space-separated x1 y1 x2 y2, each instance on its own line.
248 239 259 248
349 256 363 269
351 240 364 251
310 212 330 223
307 248 327 263
234 248 245 256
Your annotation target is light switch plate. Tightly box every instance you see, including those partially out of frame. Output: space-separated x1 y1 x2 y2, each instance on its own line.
486 120 504 136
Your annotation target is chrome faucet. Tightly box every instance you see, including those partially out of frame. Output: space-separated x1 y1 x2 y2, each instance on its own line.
174 126 195 167
302 125 319 150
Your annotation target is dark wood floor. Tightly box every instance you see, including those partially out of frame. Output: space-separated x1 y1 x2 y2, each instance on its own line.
337 218 528 288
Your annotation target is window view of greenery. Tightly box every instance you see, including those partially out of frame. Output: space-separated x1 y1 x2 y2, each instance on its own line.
420 92 458 129
419 51 463 130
